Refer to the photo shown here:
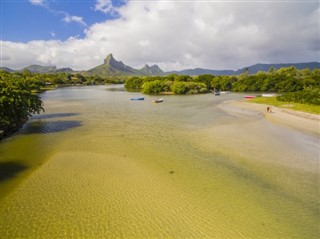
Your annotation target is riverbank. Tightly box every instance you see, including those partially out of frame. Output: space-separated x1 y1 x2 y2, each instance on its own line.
225 99 320 136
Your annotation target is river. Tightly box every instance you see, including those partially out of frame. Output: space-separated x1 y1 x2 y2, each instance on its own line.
0 85 319 238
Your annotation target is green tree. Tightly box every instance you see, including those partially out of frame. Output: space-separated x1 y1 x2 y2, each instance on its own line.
196 74 214 90
0 74 44 137
125 77 144 90
142 80 165 94
172 82 189 94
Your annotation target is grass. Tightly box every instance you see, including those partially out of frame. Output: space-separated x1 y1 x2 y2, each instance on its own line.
250 97 320 115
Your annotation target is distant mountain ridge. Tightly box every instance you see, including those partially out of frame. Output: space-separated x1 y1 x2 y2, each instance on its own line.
168 62 320 76
0 65 74 73
1 54 319 76
22 65 57 73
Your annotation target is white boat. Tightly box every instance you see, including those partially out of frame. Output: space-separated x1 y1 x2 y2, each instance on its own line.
262 93 277 97
153 98 163 103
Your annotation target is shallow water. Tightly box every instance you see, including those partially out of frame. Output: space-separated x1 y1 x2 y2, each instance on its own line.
0 85 319 238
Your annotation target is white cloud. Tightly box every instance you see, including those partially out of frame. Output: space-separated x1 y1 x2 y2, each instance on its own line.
95 0 115 14
28 0 87 27
63 15 87 26
94 0 127 15
29 0 45 6
3 1 320 71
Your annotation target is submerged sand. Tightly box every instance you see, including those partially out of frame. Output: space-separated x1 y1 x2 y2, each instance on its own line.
0 89 319 238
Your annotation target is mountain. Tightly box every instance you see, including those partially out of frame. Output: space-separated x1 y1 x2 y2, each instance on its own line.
140 64 164 75
88 54 141 76
22 65 57 73
235 62 320 75
169 62 320 76
0 67 15 72
54 67 74 73
88 54 166 76
23 65 76 73
167 68 234 76
2 54 319 76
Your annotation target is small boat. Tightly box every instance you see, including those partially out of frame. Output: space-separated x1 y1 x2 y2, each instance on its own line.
153 98 163 103
244 95 255 99
213 89 220 96
220 91 231 94
131 97 144 100
262 93 276 97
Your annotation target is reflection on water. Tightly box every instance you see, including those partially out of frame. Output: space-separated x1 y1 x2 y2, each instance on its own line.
0 162 28 182
31 112 80 120
0 85 318 238
21 120 82 134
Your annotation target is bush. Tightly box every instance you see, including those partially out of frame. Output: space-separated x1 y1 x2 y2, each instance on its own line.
277 88 320 105
172 82 189 94
124 77 144 90
0 75 44 137
142 80 165 94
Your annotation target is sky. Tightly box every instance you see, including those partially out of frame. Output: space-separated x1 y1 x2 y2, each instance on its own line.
1 0 319 71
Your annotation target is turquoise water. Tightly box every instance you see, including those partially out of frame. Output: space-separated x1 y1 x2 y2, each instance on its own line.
0 85 319 238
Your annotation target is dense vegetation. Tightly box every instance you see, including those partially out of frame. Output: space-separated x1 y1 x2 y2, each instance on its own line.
0 71 44 138
125 67 320 105
0 70 126 87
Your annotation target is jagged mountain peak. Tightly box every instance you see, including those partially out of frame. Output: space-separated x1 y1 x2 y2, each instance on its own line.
89 54 139 76
141 64 163 75
103 53 116 65
150 64 162 71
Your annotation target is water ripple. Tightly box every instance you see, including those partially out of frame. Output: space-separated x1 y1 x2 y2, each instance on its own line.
21 120 82 134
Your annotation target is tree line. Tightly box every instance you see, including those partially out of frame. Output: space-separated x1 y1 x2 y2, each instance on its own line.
125 66 320 105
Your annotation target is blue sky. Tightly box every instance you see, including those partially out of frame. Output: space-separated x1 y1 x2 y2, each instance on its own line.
1 0 126 42
1 0 319 71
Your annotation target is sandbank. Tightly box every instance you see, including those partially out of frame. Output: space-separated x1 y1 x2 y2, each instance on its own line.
222 99 320 136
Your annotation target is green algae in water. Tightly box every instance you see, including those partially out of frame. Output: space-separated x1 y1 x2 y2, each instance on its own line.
0 86 319 238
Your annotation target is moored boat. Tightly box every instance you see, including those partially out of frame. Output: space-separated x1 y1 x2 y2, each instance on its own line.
244 95 255 99
153 98 163 103
262 93 277 97
131 97 144 100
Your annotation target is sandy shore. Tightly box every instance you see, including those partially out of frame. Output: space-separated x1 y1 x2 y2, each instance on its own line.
223 99 320 136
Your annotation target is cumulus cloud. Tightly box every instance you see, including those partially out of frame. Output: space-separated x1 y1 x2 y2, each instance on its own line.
3 1 320 71
95 0 115 14
63 15 87 26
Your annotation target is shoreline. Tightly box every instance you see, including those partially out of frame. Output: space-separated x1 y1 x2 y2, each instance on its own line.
221 99 320 136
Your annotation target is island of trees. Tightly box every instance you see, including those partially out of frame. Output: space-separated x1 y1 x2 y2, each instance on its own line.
1 66 319 139
125 67 320 105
